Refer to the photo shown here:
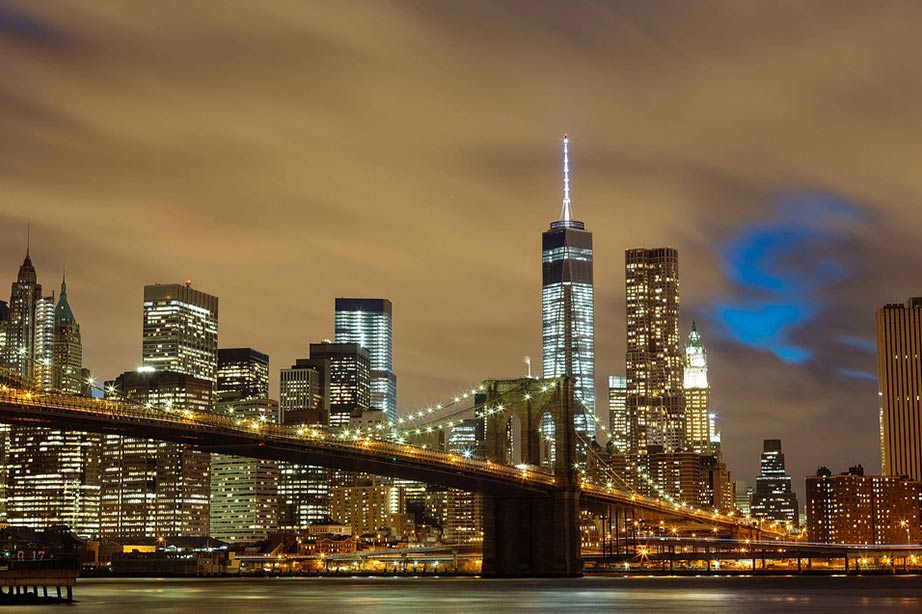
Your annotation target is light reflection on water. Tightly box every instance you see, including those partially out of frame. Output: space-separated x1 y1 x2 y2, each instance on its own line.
25 575 922 613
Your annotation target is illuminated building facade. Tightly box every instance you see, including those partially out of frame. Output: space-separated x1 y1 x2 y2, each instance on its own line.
625 247 684 453
329 479 407 538
4 258 100 536
101 370 212 538
335 298 397 422
211 398 279 543
749 439 799 526
806 464 921 544
51 277 89 395
308 342 370 428
607 376 628 453
2 249 43 384
683 322 712 454
280 358 329 425
877 298 922 482
542 134 595 437
216 347 269 402
141 282 218 383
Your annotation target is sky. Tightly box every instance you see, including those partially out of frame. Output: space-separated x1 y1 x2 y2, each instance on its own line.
2 0 922 499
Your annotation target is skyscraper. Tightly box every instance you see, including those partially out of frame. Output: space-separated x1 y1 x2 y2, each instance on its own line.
749 439 799 526
607 376 628 453
683 322 711 454
3 258 101 537
217 347 269 402
211 398 279 543
142 282 219 383
52 276 88 394
280 358 329 425
335 298 396 422
877 298 922 482
625 247 683 453
542 134 595 437
101 370 212 538
2 247 42 384
309 342 370 428
101 282 219 538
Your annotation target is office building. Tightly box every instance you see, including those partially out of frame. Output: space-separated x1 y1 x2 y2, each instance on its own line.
607 376 628 454
542 134 595 437
52 276 89 394
749 439 799 526
308 342 370 427
100 370 212 538
625 247 684 453
217 348 269 402
806 465 921 544
335 298 397 422
329 479 407 538
141 282 219 382
211 398 279 543
735 480 753 515
877 298 922 482
280 358 329 425
684 322 712 454
4 260 100 536
2 247 42 384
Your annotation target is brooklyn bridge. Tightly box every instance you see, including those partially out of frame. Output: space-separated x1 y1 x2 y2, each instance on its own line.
0 374 781 577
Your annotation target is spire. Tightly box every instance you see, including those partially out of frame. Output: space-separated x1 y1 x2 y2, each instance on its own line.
17 224 37 284
559 133 572 222
55 272 76 324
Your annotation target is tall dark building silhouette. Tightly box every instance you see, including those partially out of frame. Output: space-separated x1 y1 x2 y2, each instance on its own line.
749 439 799 525
541 134 595 437
2 245 43 384
625 247 684 453
877 298 922 482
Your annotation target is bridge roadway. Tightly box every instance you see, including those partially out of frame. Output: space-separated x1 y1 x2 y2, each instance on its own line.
0 386 773 536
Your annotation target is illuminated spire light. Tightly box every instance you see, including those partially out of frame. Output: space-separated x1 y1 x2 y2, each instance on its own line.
559 133 572 222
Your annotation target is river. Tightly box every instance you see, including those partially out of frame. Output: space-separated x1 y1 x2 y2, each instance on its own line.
26 575 922 612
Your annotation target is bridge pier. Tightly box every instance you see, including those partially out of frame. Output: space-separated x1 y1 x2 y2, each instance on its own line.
482 486 581 577
480 377 582 578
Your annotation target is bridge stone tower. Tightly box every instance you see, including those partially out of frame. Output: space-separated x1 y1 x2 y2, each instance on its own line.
480 376 581 577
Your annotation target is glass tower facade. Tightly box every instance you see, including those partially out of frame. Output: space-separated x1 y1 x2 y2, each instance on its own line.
541 134 595 438
334 298 396 422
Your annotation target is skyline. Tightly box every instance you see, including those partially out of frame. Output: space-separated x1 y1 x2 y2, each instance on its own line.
4 1 921 497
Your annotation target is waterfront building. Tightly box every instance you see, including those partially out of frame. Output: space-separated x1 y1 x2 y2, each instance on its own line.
141 282 218 383
216 348 268 402
608 376 628 453
211 398 279 543
806 464 921 544
335 298 397 422
683 322 712 454
749 439 799 526
329 479 407 538
877 298 922 482
625 247 684 453
100 370 212 538
542 134 595 437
